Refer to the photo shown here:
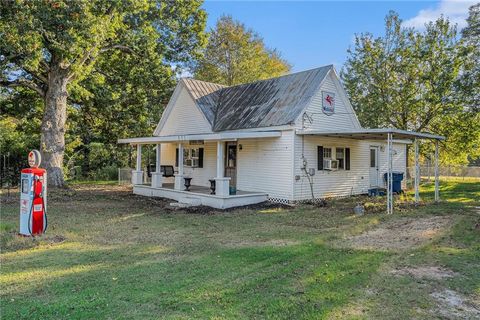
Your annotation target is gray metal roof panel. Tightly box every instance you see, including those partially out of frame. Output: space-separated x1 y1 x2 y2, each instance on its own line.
213 66 332 131
181 65 332 131
181 78 226 125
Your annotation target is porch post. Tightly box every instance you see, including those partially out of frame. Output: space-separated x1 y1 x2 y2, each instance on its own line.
386 133 393 214
434 140 440 202
174 143 184 190
151 143 163 188
414 139 420 203
215 140 230 196
131 144 144 185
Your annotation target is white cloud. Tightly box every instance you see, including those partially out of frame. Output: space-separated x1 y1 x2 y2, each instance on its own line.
403 0 475 30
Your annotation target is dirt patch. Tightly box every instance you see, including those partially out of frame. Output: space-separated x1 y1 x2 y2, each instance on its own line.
391 266 458 280
431 289 480 319
48 234 67 244
168 201 292 215
340 216 452 251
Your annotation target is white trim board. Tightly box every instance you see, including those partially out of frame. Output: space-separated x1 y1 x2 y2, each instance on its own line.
118 130 283 145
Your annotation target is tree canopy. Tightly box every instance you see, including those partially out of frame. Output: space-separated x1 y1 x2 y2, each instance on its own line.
193 15 291 86
341 10 480 165
0 0 207 186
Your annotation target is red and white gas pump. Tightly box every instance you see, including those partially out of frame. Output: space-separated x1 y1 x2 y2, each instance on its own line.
19 150 48 236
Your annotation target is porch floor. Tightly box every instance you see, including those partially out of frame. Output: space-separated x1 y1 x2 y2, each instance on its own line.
133 183 268 209
158 183 260 196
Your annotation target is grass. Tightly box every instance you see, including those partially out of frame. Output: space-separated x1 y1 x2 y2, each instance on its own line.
0 180 479 319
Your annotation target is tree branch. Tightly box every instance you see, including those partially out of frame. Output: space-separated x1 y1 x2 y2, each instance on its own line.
2 53 49 84
100 44 137 55
0 78 45 97
22 66 48 84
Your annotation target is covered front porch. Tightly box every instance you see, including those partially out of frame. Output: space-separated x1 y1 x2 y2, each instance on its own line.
134 183 268 209
118 131 280 209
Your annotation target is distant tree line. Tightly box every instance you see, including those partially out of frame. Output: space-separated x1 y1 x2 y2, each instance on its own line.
342 5 480 165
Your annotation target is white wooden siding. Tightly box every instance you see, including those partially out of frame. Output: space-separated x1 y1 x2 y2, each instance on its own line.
293 135 407 200
378 142 407 188
157 85 213 136
237 131 294 200
160 142 216 188
295 72 361 131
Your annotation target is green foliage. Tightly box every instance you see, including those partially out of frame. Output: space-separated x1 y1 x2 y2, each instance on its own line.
458 3 480 112
193 15 291 86
91 165 118 181
1 0 207 89
0 0 207 181
341 11 480 165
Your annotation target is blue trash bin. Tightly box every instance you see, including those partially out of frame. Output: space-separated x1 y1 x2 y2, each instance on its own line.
384 172 404 194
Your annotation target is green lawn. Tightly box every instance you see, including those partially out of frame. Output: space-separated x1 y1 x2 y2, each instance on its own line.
1 181 479 319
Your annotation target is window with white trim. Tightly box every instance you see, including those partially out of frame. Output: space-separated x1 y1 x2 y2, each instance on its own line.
323 147 332 159
183 148 200 167
336 147 345 169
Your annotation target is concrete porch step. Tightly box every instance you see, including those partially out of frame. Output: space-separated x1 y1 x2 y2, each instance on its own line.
170 197 202 208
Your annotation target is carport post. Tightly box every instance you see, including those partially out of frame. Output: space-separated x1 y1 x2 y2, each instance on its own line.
387 132 393 214
414 139 420 203
434 140 439 202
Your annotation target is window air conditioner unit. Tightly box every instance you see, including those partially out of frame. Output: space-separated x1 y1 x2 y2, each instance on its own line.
323 159 339 171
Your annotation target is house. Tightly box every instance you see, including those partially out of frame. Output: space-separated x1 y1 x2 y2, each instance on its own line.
118 65 444 211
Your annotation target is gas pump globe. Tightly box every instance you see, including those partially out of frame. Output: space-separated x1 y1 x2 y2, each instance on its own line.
19 150 48 236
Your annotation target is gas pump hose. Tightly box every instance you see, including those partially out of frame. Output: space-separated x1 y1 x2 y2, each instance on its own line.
26 178 48 236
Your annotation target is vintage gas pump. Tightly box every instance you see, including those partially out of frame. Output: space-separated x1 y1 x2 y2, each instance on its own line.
19 150 48 236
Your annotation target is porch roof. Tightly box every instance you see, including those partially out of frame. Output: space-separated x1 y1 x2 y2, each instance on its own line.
296 128 445 141
117 130 282 145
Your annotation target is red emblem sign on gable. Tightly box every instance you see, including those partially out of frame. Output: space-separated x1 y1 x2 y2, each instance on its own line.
322 91 335 115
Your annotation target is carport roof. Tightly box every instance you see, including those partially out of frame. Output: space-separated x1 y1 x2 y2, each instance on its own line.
296 128 445 140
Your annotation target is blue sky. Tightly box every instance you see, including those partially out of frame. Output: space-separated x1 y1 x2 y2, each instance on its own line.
202 1 475 72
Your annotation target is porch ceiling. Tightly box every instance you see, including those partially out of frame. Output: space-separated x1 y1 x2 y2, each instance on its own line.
117 130 282 145
296 128 445 141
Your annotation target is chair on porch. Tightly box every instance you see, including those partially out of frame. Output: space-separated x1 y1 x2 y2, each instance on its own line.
161 165 175 178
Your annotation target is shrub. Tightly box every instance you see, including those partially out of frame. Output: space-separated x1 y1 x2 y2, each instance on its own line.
90 165 118 181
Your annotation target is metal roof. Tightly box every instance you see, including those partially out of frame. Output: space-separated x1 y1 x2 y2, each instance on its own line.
296 128 445 140
182 65 332 131
181 78 226 125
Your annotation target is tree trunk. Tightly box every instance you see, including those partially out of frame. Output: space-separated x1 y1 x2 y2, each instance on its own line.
41 67 69 187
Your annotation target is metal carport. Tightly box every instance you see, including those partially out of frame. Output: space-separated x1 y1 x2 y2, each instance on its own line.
296 128 446 214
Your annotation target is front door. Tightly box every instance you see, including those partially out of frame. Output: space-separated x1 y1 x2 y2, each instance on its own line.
369 147 380 187
225 142 237 188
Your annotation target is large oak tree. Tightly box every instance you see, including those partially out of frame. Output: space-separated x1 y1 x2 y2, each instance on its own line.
1 0 206 186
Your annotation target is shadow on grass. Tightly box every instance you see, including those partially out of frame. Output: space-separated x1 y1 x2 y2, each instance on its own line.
418 180 480 204
1 242 385 319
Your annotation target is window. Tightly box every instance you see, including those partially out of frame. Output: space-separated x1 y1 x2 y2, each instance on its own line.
184 148 200 167
323 147 332 159
370 149 376 168
21 179 29 194
336 148 345 169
